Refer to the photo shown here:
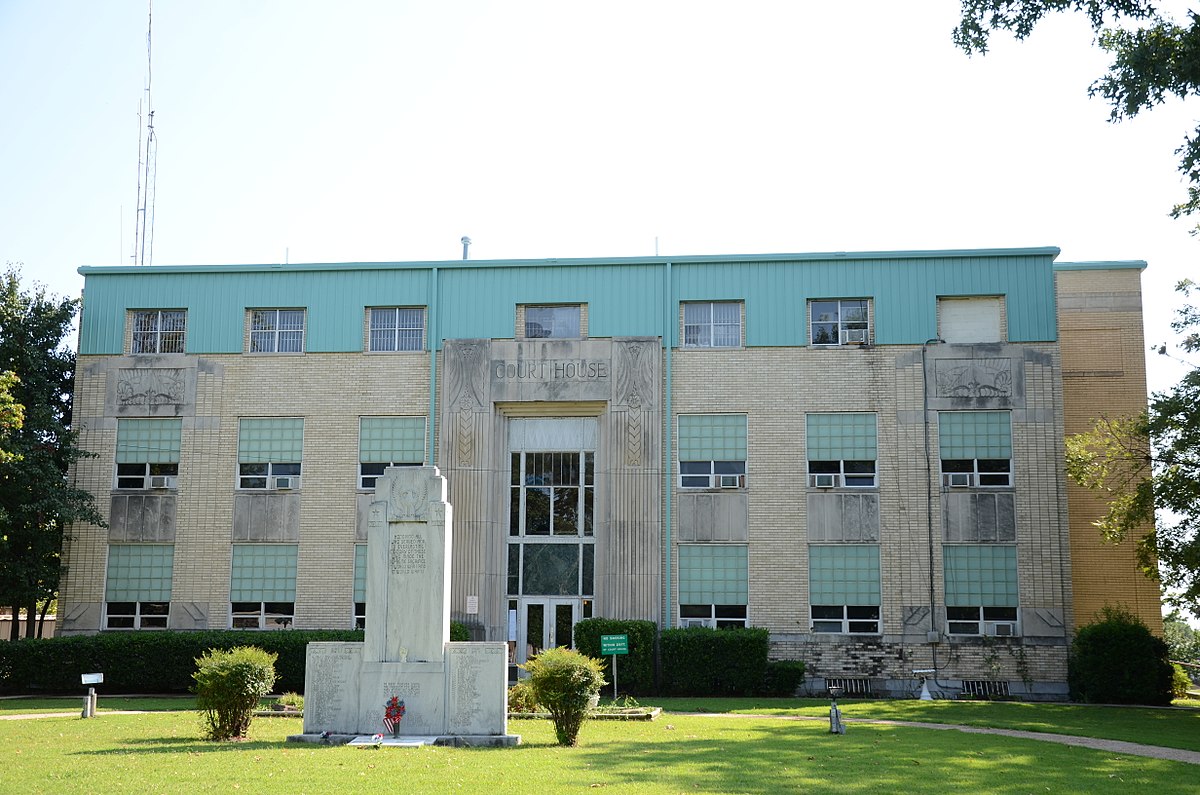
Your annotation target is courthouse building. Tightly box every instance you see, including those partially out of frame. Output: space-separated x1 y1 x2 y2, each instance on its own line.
58 247 1162 698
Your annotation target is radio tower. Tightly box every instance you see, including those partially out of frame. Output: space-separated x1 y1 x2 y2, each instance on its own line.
132 2 157 266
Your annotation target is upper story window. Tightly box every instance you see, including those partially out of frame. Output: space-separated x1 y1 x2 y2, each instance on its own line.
810 299 869 346
939 296 1002 343
238 417 303 489
939 411 1011 488
523 305 582 339
368 307 425 352
807 413 877 488
115 418 182 489
249 309 305 353
510 451 595 537
683 302 741 348
104 544 174 630
130 309 186 354
359 416 426 489
678 414 747 488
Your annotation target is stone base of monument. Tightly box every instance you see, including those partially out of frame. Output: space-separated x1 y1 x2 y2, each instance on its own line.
285 732 520 748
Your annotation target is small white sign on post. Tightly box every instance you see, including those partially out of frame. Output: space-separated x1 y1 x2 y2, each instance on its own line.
81 673 104 685
81 673 102 719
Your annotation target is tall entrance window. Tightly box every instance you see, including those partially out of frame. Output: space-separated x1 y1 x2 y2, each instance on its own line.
506 418 598 669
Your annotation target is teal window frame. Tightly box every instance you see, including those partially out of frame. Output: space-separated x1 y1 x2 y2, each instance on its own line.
678 414 748 489
939 411 1012 487
238 417 304 490
115 418 182 489
359 416 426 489
806 413 878 488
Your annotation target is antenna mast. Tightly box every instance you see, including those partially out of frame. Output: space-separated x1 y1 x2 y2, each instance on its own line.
132 2 157 266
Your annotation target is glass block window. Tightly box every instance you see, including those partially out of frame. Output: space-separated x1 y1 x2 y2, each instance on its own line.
230 544 298 602
678 414 747 488
116 419 182 464
249 309 305 353
683 302 741 348
939 411 1012 487
115 418 182 489
369 307 425 352
353 543 367 629
806 413 877 488
524 305 581 339
678 544 748 604
238 418 303 489
809 544 880 605
359 416 426 488
944 545 1018 607
130 309 186 354
105 544 173 630
105 544 174 602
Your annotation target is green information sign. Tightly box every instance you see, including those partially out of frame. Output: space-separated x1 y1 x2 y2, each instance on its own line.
600 633 629 655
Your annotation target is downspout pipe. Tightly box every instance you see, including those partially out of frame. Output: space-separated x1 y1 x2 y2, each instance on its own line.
663 259 674 629
922 337 953 688
428 266 439 464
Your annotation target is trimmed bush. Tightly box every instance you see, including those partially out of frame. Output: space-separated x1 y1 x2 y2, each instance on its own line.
573 618 657 695
1069 606 1174 705
523 647 606 746
760 659 807 697
0 629 362 695
659 626 770 696
506 680 541 713
450 621 471 642
1172 663 1192 699
193 646 277 741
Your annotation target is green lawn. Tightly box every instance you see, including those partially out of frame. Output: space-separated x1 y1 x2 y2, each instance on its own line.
651 697 1200 752
1 705 1197 794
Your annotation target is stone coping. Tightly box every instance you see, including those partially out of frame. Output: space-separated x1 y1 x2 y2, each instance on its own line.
286 732 520 747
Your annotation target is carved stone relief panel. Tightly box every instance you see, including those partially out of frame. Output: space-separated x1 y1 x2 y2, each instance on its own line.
104 357 198 417
934 358 1012 399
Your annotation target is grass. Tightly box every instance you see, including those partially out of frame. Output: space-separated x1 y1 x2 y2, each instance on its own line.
2 710 1197 794
651 696 1200 752
1 700 1197 793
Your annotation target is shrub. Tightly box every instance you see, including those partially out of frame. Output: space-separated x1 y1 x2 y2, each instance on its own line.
1069 606 1174 705
1172 663 1192 700
660 626 770 696
0 629 362 695
573 618 657 694
760 659 807 697
506 680 541 713
274 691 304 710
450 621 471 642
193 646 278 741
522 647 606 746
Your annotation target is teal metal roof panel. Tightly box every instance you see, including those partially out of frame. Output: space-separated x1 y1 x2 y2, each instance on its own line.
77 247 1060 354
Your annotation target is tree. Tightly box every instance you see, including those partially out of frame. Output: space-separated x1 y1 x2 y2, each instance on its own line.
0 266 102 639
954 2 1200 223
1066 280 1200 619
1163 610 1200 665
0 370 22 465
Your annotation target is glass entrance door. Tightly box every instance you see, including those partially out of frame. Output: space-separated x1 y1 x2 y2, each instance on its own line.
520 598 580 663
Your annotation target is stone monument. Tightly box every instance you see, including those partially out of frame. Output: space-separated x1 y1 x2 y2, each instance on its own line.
289 466 518 746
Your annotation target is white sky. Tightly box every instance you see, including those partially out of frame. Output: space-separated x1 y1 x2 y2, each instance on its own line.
1 1 1197 391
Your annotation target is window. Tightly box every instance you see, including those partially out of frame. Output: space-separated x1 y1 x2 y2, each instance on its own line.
238 418 303 489
939 411 1012 487
353 543 367 629
678 544 748 628
683 302 741 348
939 296 1002 344
130 310 186 354
114 418 182 489
104 544 173 629
524 305 581 339
510 452 594 537
678 414 746 488
359 417 425 488
249 309 305 353
807 413 877 488
810 299 869 345
809 544 880 633
230 544 297 629
944 544 1018 636
368 307 425 352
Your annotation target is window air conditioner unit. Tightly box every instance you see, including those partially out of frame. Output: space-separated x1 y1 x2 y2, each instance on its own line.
271 476 294 490
844 328 867 344
946 472 973 488
719 474 742 489
812 473 837 489
681 619 709 629
149 475 176 490
985 622 1016 637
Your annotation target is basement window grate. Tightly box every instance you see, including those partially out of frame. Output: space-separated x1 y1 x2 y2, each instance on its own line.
824 677 873 695
960 680 1010 698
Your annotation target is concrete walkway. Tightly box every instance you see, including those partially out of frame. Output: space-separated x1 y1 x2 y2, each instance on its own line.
679 712 1200 766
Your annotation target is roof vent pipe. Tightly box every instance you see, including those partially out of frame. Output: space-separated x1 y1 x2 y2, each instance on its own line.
461 236 471 260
